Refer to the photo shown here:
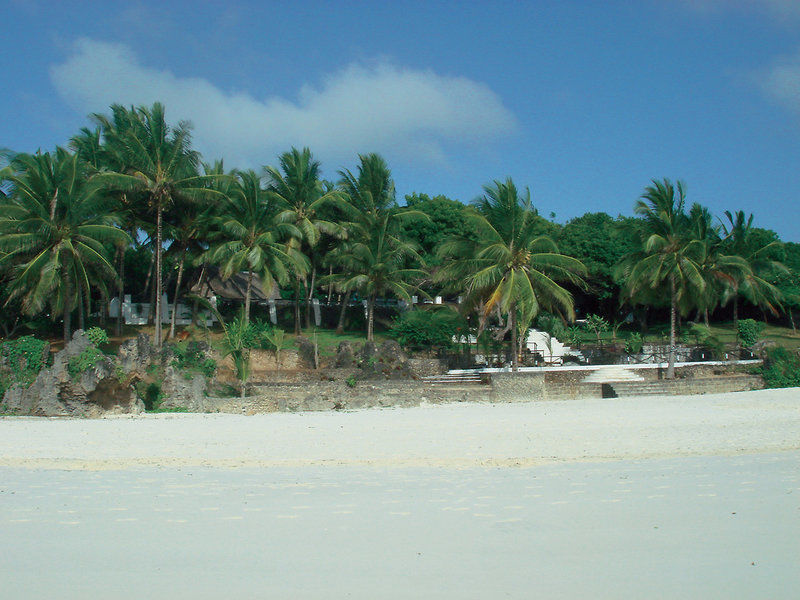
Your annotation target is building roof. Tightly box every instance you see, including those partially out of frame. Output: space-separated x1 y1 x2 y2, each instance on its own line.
189 267 280 302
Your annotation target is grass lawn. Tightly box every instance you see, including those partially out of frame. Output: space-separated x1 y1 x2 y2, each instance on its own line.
288 328 388 357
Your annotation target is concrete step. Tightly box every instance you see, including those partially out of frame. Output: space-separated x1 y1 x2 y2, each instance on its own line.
582 366 645 383
423 373 485 385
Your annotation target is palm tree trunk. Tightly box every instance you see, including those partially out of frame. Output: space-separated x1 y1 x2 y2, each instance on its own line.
143 249 155 297
326 266 334 304
367 293 376 342
511 305 518 372
293 279 302 335
336 291 351 334
244 269 254 324
100 293 107 328
704 308 710 328
733 295 739 330
154 204 163 349
304 266 316 328
63 278 72 344
667 275 676 379
116 245 125 336
169 249 187 339
147 274 157 325
78 287 85 331
192 263 207 326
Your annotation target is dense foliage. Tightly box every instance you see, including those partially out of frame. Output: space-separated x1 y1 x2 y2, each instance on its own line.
389 310 464 351
759 346 800 388
0 101 797 376
0 335 49 396
736 319 765 348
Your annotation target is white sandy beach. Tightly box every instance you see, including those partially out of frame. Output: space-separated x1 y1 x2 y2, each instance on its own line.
1 388 799 469
2 388 799 599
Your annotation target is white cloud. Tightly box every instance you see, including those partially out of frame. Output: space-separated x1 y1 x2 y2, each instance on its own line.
755 49 800 114
50 38 517 169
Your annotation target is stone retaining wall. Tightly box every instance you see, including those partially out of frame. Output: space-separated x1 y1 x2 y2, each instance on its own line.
198 364 763 414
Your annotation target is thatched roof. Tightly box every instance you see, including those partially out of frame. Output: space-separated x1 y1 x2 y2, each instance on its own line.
189 267 280 302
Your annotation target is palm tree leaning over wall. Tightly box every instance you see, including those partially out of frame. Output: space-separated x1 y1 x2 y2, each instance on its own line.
436 178 586 370
0 149 129 342
92 102 222 349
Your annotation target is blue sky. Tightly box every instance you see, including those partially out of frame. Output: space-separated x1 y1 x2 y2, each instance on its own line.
3 0 800 240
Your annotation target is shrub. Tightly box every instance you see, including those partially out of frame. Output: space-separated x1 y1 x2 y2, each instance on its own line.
389 310 464 351
137 381 163 411
759 346 800 388
536 313 567 340
68 347 106 380
583 314 609 345
67 328 111 380
564 326 582 348
737 319 765 348
171 342 217 378
625 332 644 355
85 327 109 346
345 374 357 388
0 335 49 394
250 319 276 350
688 324 724 358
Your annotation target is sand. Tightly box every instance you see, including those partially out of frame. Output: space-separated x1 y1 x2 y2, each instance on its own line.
0 387 798 469
1 388 799 599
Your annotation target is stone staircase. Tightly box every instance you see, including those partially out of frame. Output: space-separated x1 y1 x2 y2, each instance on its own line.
608 381 676 397
422 372 486 385
610 375 762 398
581 366 644 384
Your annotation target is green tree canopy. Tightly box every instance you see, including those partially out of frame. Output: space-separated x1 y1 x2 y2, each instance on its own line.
436 178 586 369
0 148 129 342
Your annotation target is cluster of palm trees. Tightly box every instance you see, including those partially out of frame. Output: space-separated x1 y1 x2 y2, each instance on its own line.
616 180 785 377
0 103 791 379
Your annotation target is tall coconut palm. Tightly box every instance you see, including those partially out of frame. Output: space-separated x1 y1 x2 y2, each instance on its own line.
721 210 785 327
616 179 707 378
91 102 221 349
265 147 342 332
208 169 307 323
335 210 426 341
335 154 429 341
0 149 129 342
687 204 750 326
436 178 586 370
71 125 142 335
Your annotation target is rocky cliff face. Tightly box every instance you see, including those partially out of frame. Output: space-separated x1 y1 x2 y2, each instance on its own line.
1 330 146 418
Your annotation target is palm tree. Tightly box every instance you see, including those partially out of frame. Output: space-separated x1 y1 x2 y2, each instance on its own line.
91 102 221 349
616 179 706 378
335 154 428 341
0 149 129 342
208 169 307 323
335 211 426 341
687 204 750 326
721 210 785 327
265 147 342 332
71 125 142 336
436 178 586 369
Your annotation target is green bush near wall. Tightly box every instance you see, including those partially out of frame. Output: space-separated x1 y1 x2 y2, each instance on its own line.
759 346 800 389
